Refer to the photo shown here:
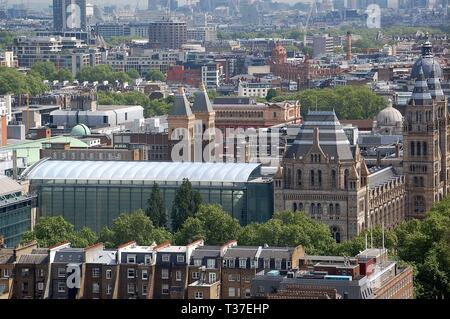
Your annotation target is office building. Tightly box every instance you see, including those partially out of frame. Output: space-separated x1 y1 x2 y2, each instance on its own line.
53 0 87 32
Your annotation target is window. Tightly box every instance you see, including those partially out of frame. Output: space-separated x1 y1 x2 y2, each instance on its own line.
57 268 66 278
297 169 302 186
207 259 216 269
127 255 136 264
331 170 337 187
106 269 112 280
264 259 270 269
176 271 182 281
21 268 30 277
287 261 292 269
22 282 29 293
3 268 9 278
318 170 322 186
192 272 199 280
228 274 235 282
162 284 169 295
57 282 66 293
193 259 202 266
228 287 236 297
310 170 315 186
209 272 217 284
177 255 185 263
127 268 135 279
106 284 112 295
142 270 148 280
275 259 282 270
127 283 135 294
161 269 169 279
162 254 170 262
38 269 45 278
142 284 148 296
239 259 247 269
410 141 415 156
245 288 251 298
92 268 100 278
195 291 204 299
144 255 152 265
93 283 100 294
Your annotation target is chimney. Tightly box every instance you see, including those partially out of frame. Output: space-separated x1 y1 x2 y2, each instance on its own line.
346 32 352 61
313 127 320 146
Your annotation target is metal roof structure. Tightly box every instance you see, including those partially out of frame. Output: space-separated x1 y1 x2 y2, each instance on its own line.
24 160 262 183
0 175 23 197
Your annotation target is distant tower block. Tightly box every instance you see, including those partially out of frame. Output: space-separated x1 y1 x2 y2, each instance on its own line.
346 31 352 61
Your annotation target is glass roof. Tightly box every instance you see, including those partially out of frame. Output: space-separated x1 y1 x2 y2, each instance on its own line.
25 160 261 183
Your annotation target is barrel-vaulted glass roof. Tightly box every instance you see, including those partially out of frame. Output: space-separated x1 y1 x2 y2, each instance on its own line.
25 160 262 183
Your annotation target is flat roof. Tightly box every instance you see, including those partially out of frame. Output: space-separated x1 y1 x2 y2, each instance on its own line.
25 160 262 183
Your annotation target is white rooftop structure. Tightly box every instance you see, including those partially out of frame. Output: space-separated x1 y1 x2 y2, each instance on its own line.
24 160 262 184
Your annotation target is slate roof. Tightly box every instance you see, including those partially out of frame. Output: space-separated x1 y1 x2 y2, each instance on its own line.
17 254 49 265
170 89 193 117
285 111 354 161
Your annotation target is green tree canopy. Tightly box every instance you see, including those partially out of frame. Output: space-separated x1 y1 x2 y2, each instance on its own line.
97 91 172 117
171 179 203 232
76 65 131 83
272 86 387 120
145 69 165 81
146 182 166 228
0 67 48 95
21 216 97 248
266 88 278 101
126 68 141 79
174 204 241 245
99 210 172 248
238 211 337 255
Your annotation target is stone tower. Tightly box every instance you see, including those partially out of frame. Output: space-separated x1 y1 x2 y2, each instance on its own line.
167 87 196 162
403 64 449 218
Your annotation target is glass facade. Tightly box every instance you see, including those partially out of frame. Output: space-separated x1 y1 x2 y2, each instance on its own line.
30 179 274 233
0 195 33 248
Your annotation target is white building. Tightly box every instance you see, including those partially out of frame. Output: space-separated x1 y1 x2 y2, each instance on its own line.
0 96 12 123
50 105 144 128
238 81 272 98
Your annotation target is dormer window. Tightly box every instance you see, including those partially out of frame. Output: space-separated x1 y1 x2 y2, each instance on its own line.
127 255 136 264
162 254 170 262
193 259 202 266
239 259 247 269
177 255 185 263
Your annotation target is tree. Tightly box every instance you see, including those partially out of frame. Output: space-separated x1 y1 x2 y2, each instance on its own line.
98 210 172 248
174 204 241 245
126 68 141 79
145 69 165 81
21 216 97 248
266 88 278 101
0 67 48 95
238 211 337 255
171 179 202 232
146 182 166 228
55 68 74 82
31 61 57 81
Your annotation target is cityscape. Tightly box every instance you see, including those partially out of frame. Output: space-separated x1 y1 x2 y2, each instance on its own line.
0 0 449 304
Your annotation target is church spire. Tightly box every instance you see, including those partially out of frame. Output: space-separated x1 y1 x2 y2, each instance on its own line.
170 86 193 117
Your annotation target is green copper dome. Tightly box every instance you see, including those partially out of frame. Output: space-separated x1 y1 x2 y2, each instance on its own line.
70 124 91 136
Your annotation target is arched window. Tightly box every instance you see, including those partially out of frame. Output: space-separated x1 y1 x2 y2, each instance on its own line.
311 154 314 162
318 170 322 186
309 203 315 215
298 203 303 211
410 141 415 156
329 203 334 215
331 226 341 243
310 170 315 186
414 196 425 213
344 169 349 190
331 170 336 188
420 177 424 187
417 141 421 156
414 176 418 187
293 203 297 212
317 203 322 214
297 169 302 186
335 204 340 215
423 142 427 156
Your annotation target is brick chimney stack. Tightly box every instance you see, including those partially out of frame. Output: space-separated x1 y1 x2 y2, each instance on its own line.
346 31 352 61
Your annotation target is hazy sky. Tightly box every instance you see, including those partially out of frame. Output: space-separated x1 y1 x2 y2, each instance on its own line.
8 0 311 10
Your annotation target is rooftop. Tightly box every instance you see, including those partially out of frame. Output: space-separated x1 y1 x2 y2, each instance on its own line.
24 160 262 184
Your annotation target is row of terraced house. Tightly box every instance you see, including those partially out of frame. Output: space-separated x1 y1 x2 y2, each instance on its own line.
0 239 413 299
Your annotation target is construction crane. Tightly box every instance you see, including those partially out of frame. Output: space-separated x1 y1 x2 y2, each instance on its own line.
302 0 317 45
